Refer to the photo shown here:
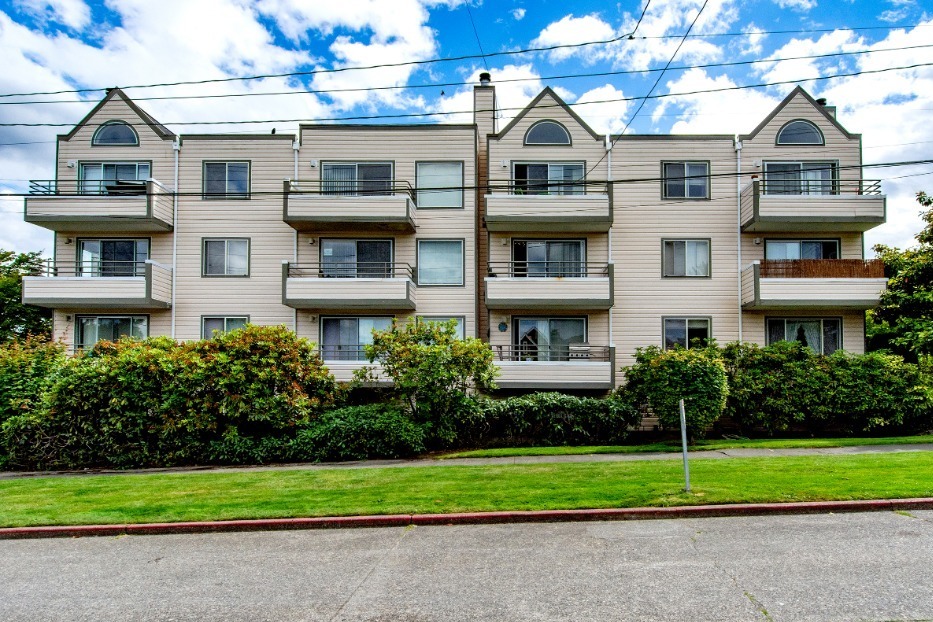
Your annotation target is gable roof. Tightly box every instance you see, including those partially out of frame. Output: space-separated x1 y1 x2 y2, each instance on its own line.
60 87 175 141
495 87 602 141
740 85 857 141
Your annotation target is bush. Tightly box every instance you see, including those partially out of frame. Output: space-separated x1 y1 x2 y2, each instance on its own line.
473 392 639 446
0 337 66 425
290 404 425 462
620 346 728 440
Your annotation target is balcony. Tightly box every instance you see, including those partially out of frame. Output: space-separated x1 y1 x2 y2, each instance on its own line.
282 261 416 311
740 179 885 232
24 179 174 232
485 262 613 310
485 181 612 232
21 260 173 309
283 180 416 233
742 259 887 310
492 345 616 391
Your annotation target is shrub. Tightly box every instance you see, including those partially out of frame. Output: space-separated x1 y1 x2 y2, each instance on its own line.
0 337 65 425
620 346 728 440
474 392 639 446
290 404 425 462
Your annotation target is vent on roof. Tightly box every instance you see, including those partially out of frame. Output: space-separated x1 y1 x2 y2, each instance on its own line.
479 72 491 86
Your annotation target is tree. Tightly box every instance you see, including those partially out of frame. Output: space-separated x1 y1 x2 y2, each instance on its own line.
868 191 933 361
0 250 51 343
356 319 498 444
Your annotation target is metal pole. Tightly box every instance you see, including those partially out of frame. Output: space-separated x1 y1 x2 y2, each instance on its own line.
679 398 691 492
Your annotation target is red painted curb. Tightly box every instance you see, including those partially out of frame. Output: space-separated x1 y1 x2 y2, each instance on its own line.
2 498 932 540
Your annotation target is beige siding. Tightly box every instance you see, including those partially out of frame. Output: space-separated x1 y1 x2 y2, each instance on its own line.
24 275 147 303
485 277 611 310
27 195 149 218
175 136 297 340
755 194 884 220
285 276 415 310
495 361 613 388
487 232 609 265
754 275 887 306
287 193 415 224
55 231 173 267
149 262 172 302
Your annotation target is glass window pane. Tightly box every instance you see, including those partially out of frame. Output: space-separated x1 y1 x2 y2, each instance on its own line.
664 319 686 350
205 163 227 195
225 317 247 332
93 123 138 145
823 320 840 354
227 240 248 275
203 318 225 337
686 241 709 276
664 163 685 198
418 241 463 285
778 121 823 145
686 163 708 198
358 163 391 196
417 162 462 208
227 163 249 196
322 239 356 277
205 241 226 275
77 318 98 349
687 319 710 346
766 241 799 260
786 320 822 353
138 163 150 179
664 241 686 276
767 319 785 345
131 317 148 340
525 121 570 145
356 240 392 277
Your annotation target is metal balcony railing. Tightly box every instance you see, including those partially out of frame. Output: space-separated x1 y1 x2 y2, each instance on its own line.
487 261 609 278
36 259 149 277
486 180 610 196
758 259 885 279
492 344 611 362
287 262 414 280
29 179 152 196
287 179 415 201
756 178 882 196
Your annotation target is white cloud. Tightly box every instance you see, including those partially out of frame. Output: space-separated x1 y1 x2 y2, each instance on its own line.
738 23 767 56
573 84 630 135
511 7 525 20
13 0 89 30
436 64 547 126
531 14 616 63
773 0 817 10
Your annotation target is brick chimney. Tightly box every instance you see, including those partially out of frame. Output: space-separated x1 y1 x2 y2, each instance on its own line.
474 72 496 340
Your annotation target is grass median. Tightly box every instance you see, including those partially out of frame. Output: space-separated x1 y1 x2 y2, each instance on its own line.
438 434 933 459
2 452 933 528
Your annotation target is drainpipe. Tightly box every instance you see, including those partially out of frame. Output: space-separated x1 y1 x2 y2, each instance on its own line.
292 138 299 333
605 134 614 355
171 137 180 339
734 136 743 342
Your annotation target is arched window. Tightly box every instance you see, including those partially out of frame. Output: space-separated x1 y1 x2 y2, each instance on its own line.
776 120 824 145
92 121 139 146
524 120 571 145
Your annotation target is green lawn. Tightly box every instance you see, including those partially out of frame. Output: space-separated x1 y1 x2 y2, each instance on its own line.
2 452 932 528
438 434 933 459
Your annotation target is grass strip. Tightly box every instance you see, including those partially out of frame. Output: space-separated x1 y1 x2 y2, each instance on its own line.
1 452 932 528
438 434 933 459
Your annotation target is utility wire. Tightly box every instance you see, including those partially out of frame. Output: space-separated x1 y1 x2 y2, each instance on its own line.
0 23 928 99
2 61 929 128
465 4 489 71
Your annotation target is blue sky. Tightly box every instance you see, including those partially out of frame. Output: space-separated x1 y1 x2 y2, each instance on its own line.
1 0 931 255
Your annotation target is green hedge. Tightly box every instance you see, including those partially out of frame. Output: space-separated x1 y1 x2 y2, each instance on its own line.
290 404 425 462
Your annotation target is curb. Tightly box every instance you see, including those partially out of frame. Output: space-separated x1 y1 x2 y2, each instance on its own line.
3 498 933 540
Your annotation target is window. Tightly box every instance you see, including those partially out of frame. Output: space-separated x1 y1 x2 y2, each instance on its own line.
513 162 584 195
202 316 248 338
776 120 824 145
203 239 249 276
416 162 463 208
322 162 392 196
321 317 392 361
767 318 840 355
524 120 571 145
765 239 839 260
664 318 711 350
78 162 150 195
763 162 835 195
92 121 139 146
78 239 149 276
512 239 585 277
663 162 709 199
663 240 710 277
418 240 463 285
513 317 586 361
203 162 249 198
418 316 465 339
321 239 393 278
75 315 147 351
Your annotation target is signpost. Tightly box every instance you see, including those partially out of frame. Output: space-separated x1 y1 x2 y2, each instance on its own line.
679 398 691 492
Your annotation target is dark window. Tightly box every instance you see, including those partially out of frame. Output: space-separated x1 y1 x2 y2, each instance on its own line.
78 162 149 195
322 163 392 196
663 162 709 199
321 239 392 278
203 162 249 198
321 317 392 361
76 316 148 351
764 240 839 260
524 121 571 145
92 122 139 146
513 162 583 195
512 240 585 277
78 239 148 276
766 318 841 354
664 318 710 350
777 120 824 145
763 162 835 195
202 317 248 338
663 240 710 277
512 317 586 361
203 239 249 276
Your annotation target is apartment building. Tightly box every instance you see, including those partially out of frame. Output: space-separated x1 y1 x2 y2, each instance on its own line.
22 76 888 391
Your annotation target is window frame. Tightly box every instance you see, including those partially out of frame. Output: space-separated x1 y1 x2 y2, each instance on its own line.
91 121 140 146
511 238 587 277
74 314 149 352
661 238 711 278
201 161 251 200
415 160 464 209
319 315 394 361
201 238 251 278
201 316 250 338
416 316 466 339
775 119 825 146
766 317 843 355
762 160 838 196
320 161 395 196
76 237 151 277
763 238 841 261
319 238 394 278
662 316 712 351
661 161 710 200
511 161 586 196
416 239 465 287
77 160 152 195
511 315 589 361
523 120 572 146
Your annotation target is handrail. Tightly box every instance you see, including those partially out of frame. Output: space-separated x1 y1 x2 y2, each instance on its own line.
492 344 611 362
287 179 415 201
316 345 371 361
754 178 882 196
758 259 885 279
487 261 609 277
35 259 149 277
486 179 609 196
28 179 166 196
287 261 414 279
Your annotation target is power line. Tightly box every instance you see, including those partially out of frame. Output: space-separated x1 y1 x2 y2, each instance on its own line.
464 4 489 72
0 23 929 100
2 61 929 129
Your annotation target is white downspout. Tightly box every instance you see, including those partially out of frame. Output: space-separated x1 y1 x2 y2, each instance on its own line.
292 138 299 334
605 134 614 356
171 137 180 338
735 136 743 342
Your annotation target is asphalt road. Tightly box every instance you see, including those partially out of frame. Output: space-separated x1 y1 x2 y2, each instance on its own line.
2 511 932 621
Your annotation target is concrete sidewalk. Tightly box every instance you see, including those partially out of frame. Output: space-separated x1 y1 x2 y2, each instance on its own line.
2 442 932 480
